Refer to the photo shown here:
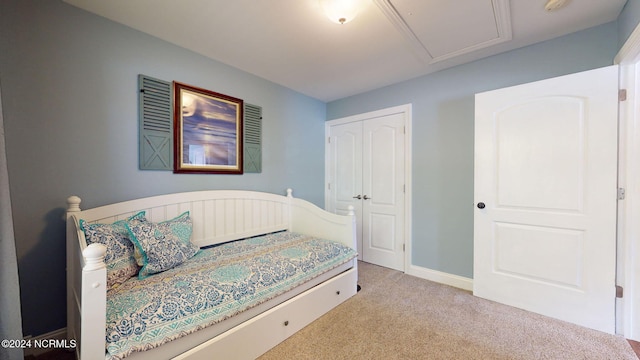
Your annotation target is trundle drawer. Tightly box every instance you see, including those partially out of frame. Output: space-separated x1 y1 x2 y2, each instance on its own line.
175 267 357 360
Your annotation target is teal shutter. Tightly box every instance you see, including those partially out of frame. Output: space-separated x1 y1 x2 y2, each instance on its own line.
244 103 262 173
138 74 173 170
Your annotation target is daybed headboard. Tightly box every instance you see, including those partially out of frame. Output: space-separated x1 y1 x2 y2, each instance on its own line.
68 189 297 250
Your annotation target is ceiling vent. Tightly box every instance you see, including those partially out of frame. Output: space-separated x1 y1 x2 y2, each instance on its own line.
374 0 512 64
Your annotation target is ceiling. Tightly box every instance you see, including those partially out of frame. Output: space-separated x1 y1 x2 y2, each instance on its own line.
63 0 627 102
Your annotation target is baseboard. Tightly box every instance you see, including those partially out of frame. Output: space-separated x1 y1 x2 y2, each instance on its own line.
23 328 68 357
406 264 473 292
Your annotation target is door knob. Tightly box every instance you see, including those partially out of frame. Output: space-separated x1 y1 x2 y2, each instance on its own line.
353 195 362 199
363 195 371 200
477 202 486 209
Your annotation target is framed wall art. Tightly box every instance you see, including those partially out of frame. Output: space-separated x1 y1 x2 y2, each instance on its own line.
173 82 243 174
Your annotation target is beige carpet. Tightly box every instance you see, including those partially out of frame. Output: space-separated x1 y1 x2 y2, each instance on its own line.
259 261 637 360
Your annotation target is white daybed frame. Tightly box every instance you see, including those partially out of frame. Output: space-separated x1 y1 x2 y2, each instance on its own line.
66 189 357 360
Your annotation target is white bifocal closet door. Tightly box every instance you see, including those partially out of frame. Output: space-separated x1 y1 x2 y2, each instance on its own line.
327 110 406 271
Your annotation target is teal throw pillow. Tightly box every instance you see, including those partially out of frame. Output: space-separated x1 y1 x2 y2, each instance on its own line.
80 211 146 289
126 211 199 279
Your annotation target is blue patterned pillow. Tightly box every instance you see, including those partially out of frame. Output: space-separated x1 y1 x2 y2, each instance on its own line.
80 211 146 289
126 212 199 279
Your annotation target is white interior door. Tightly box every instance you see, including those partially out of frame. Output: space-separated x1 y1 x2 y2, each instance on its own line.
474 65 619 334
326 108 407 271
362 114 405 271
327 121 364 259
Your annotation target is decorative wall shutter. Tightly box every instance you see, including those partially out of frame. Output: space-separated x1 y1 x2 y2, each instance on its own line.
244 103 262 173
138 74 173 170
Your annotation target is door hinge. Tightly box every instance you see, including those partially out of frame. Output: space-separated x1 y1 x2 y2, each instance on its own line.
328 137 331 144
403 243 405 252
328 183 331 190
619 89 627 102
618 187 626 200
616 285 624 298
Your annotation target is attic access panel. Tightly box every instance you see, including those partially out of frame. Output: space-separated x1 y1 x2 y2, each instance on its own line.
386 0 512 63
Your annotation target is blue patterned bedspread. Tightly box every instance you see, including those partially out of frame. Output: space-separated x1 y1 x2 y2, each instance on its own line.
105 231 357 359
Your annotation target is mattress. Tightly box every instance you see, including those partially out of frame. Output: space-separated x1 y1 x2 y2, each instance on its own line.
104 231 357 359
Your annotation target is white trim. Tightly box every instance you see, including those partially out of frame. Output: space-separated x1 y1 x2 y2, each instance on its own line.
615 22 640 65
23 328 69 357
404 105 413 275
325 104 412 273
325 104 412 127
406 264 474 292
615 22 640 341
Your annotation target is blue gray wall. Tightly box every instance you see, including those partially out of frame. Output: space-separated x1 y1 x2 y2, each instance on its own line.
326 22 620 279
0 0 326 337
0 0 635 339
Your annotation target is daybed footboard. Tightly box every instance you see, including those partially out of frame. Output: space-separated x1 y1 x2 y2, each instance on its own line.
66 196 108 360
66 189 357 360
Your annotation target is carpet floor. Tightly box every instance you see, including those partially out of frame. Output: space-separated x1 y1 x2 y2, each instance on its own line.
28 261 639 359
259 261 638 360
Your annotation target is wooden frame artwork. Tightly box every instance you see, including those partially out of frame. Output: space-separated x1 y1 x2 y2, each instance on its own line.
173 82 243 174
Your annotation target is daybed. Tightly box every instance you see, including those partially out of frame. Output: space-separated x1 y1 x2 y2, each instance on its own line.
66 189 358 360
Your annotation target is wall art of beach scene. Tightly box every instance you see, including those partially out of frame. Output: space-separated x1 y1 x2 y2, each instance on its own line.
180 90 239 167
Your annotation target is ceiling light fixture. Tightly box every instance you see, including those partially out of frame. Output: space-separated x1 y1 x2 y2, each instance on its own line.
320 0 362 24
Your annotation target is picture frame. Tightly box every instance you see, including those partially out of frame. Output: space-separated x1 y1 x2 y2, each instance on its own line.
173 82 243 174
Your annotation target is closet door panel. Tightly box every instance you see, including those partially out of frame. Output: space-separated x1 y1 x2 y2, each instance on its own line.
362 114 405 271
327 121 363 259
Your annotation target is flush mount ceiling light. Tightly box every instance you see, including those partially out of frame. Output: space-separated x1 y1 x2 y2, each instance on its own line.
544 0 570 11
320 0 362 24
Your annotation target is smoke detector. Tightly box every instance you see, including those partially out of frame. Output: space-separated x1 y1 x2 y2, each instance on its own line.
545 0 570 11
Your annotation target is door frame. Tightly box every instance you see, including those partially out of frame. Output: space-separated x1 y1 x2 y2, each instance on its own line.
615 22 640 340
325 104 413 273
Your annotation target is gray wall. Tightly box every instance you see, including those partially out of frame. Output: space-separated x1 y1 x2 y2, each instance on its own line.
327 22 620 279
0 0 326 337
0 0 633 339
